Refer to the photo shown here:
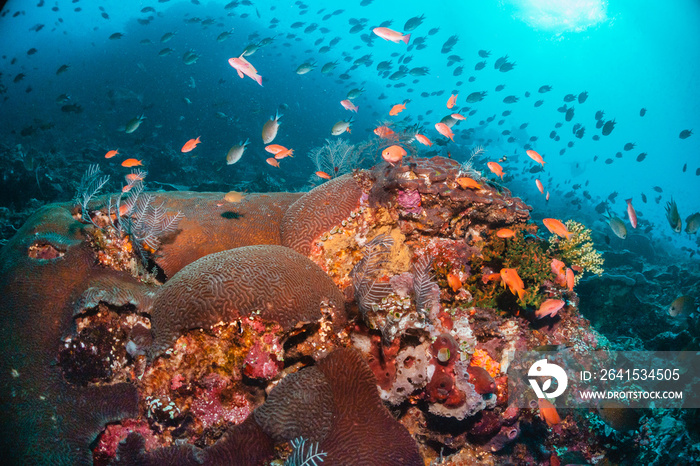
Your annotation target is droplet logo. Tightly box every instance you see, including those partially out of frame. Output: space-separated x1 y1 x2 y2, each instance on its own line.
528 358 568 399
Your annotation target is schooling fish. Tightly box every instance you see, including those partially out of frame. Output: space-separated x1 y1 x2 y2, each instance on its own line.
625 198 637 228
372 27 410 44
389 102 406 116
685 213 700 234
414 133 432 147
125 114 146 134
228 54 263 86
181 136 201 153
331 118 353 135
665 198 682 233
262 111 283 144
434 122 454 141
487 161 504 179
382 145 407 166
226 139 249 165
542 218 573 240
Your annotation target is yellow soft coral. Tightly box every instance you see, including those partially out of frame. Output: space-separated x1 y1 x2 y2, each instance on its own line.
548 220 604 283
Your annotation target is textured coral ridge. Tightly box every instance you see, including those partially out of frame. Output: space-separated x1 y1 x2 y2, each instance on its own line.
148 244 346 357
113 349 422 465
0 205 139 465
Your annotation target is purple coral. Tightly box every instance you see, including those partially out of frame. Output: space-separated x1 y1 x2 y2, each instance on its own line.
397 189 422 214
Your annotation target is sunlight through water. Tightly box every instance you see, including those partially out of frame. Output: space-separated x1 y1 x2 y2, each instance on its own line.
504 0 608 33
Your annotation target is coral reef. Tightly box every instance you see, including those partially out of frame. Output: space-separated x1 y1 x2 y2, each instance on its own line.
2 154 689 465
548 219 604 283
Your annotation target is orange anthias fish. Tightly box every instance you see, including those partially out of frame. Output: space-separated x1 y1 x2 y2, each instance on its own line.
389 102 406 116
125 172 145 182
526 149 546 166
435 122 454 141
274 148 294 159
456 177 481 190
446 273 462 292
496 228 515 238
450 113 466 120
551 258 567 287
482 272 501 284
415 133 432 146
543 218 573 240
265 144 288 154
372 27 411 44
121 158 143 167
500 268 525 300
566 268 575 291
340 99 359 113
228 54 263 86
487 161 504 179
181 136 201 153
382 145 407 166
374 125 396 138
265 157 280 167
626 198 638 228
538 398 561 427
535 299 565 319
105 149 119 159
316 171 332 180
446 93 458 109
536 179 544 194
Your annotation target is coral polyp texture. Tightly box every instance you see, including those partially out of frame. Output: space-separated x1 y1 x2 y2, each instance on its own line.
1 156 628 465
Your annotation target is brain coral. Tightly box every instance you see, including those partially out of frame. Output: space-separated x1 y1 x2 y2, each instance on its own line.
0 204 139 465
281 174 364 255
258 348 423 465
153 192 301 277
148 245 346 357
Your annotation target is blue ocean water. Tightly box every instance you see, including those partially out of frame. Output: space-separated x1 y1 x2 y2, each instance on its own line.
1 0 698 253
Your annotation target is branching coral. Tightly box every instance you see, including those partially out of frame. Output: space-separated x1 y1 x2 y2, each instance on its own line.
548 220 604 282
469 225 552 309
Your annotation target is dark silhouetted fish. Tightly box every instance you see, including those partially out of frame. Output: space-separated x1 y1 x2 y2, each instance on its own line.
602 119 616 135
595 110 604 120
404 14 425 31
623 142 636 151
494 55 508 69
636 152 647 162
563 94 576 102
466 91 487 103
679 129 693 139
640 108 646 116
539 85 552 93
578 91 588 103
534 100 543 107
474 61 486 70
565 106 574 121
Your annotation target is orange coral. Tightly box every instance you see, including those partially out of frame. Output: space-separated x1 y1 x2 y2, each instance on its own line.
470 348 501 378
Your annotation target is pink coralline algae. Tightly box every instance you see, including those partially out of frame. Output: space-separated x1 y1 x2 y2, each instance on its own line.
93 419 158 465
397 189 422 214
243 339 283 380
191 389 251 430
